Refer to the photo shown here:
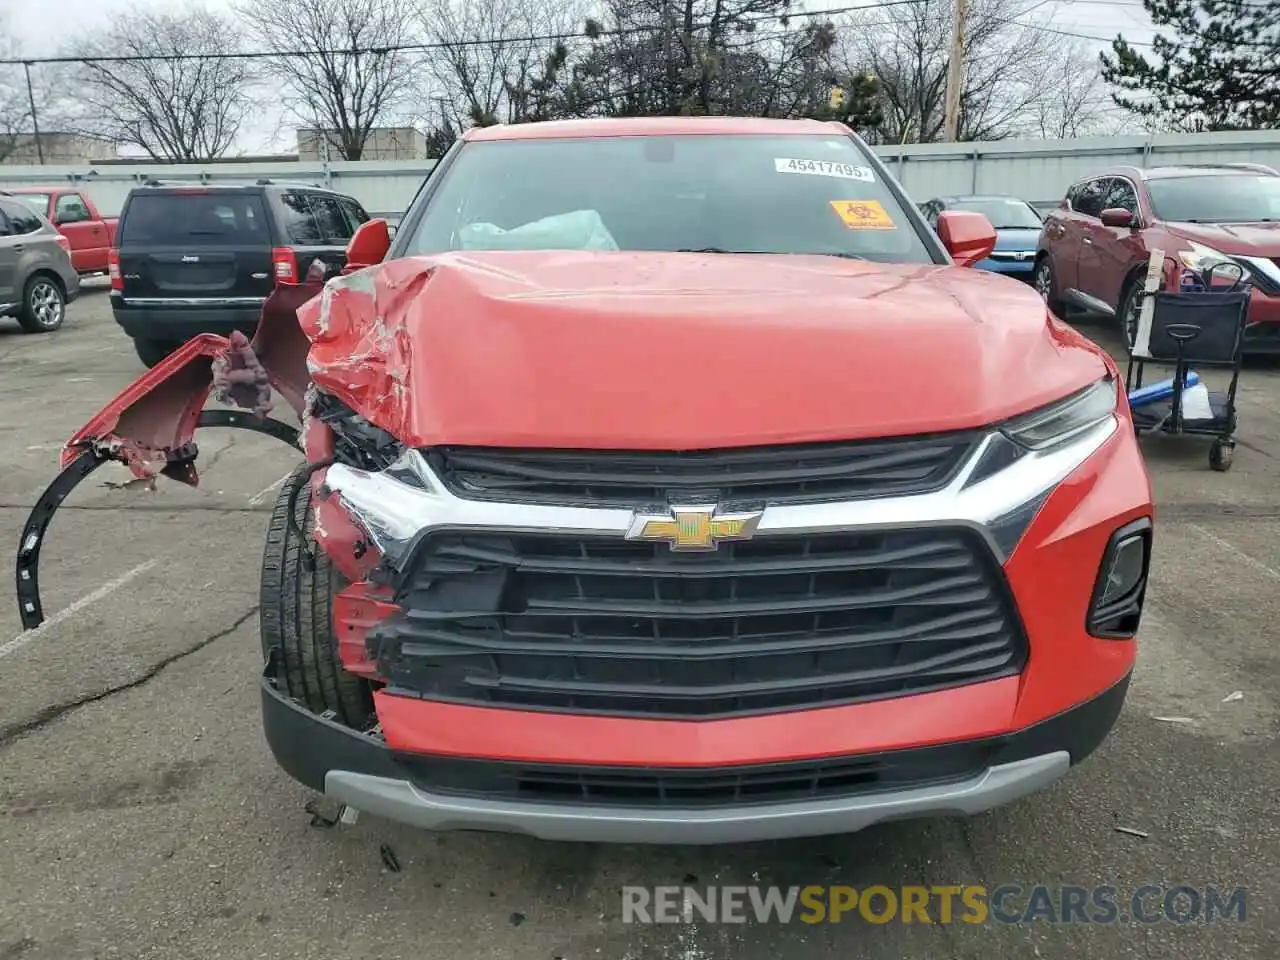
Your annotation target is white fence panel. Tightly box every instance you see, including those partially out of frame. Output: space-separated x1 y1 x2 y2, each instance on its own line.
3 129 1278 217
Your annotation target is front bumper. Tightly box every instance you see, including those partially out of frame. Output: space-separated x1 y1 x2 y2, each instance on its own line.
977 258 1036 277
1243 288 1280 353
262 667 1130 844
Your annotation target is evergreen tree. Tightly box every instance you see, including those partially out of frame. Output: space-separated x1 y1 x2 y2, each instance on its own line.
1100 0 1279 131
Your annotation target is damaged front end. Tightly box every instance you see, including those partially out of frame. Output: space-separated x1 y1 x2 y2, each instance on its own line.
14 259 362 631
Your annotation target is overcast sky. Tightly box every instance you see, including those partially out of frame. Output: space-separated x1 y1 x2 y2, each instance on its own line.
7 0 1161 154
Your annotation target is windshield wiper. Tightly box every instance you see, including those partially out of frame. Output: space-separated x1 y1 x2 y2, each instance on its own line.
675 247 761 254
676 248 867 260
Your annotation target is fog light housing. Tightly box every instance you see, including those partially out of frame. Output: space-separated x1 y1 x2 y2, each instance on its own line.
1087 519 1152 638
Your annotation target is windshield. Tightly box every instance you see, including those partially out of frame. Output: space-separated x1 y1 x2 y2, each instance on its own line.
949 197 1042 229
402 135 936 264
1147 174 1280 223
13 193 51 213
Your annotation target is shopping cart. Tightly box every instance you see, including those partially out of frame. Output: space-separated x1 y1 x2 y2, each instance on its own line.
1125 260 1252 472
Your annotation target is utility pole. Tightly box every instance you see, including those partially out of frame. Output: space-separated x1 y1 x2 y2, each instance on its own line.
23 61 45 165
943 0 968 142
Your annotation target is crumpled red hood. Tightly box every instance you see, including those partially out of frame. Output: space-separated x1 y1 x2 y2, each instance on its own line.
299 251 1111 449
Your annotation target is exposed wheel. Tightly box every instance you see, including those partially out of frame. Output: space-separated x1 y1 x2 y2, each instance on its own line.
1209 440 1234 472
261 465 375 727
1118 279 1143 355
17 275 65 332
1033 256 1065 316
132 338 179 368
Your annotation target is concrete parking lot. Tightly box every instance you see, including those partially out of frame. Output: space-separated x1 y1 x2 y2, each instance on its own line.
1 283 1278 960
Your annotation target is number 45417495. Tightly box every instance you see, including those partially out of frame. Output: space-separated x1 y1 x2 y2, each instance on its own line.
775 158 876 182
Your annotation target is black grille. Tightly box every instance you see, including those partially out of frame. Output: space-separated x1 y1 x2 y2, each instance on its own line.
424 436 980 508
394 743 997 808
370 527 1026 718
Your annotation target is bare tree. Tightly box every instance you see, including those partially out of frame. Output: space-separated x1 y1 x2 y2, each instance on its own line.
419 0 585 128
238 0 420 160
844 0 1068 143
64 7 253 161
1032 41 1112 139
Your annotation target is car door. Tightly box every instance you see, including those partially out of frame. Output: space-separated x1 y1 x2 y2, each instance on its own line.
0 206 17 306
1064 177 1109 301
52 192 100 273
1041 182 1090 295
1080 176 1146 310
115 189 276 308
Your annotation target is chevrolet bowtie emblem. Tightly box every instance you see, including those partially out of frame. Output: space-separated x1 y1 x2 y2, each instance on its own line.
625 506 764 551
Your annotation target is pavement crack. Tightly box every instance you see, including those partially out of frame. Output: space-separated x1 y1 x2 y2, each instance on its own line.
200 433 239 474
0 606 259 750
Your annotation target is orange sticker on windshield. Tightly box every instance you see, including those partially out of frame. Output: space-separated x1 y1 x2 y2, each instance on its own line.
830 200 896 230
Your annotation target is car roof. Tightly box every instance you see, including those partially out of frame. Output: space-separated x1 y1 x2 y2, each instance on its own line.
464 116 849 142
1085 163 1277 183
129 181 346 196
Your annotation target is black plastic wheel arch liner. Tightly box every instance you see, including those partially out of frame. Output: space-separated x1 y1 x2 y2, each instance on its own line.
11 274 327 633
14 411 302 631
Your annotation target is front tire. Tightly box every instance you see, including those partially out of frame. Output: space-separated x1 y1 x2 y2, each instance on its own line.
17 275 65 332
1118 279 1143 354
1033 256 1065 316
260 465 375 728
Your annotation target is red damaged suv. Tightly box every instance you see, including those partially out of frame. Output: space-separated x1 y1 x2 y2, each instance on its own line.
17 118 1154 844
1034 163 1280 353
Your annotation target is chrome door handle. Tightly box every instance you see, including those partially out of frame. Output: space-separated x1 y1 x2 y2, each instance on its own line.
1082 236 1094 245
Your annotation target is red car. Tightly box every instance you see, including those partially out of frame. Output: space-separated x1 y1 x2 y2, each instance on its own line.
16 118 1153 844
1034 163 1280 353
3 187 118 276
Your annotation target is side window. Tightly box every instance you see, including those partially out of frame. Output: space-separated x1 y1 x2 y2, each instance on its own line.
0 207 11 237
278 191 323 244
1105 178 1139 216
55 193 91 224
0 200 43 235
1073 179 1107 219
306 194 353 243
338 197 370 234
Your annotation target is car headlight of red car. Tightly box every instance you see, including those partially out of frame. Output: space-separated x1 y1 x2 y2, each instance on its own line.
1002 377 1118 451
965 377 1119 557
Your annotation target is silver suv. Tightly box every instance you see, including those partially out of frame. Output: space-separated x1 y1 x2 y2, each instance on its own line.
0 195 81 333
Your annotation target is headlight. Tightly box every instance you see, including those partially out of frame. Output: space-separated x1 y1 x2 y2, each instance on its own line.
1177 241 1234 272
1001 377 1118 451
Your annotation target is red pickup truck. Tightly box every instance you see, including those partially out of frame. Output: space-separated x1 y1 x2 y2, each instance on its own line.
3 187 118 276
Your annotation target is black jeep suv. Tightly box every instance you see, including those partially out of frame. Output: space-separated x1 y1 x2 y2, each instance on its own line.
109 180 372 366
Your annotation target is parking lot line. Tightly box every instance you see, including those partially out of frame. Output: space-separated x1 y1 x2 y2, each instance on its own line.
1188 523 1280 580
248 471 293 506
0 559 159 659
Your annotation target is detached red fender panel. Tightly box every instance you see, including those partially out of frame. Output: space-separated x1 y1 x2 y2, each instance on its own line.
14 277 323 631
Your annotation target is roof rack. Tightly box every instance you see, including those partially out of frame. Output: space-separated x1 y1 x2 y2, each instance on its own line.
255 178 326 188
1167 162 1278 175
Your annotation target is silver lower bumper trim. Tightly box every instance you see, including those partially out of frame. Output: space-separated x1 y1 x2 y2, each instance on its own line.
325 752 1070 844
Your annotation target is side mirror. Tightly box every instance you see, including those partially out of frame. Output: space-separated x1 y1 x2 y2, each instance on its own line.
1100 207 1136 229
935 210 996 268
345 218 391 271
